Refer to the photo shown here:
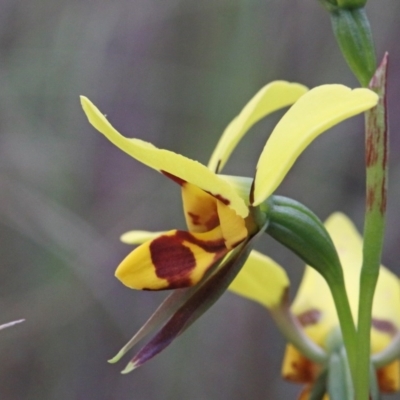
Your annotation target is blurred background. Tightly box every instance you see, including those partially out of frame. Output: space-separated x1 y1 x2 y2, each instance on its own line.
0 0 400 398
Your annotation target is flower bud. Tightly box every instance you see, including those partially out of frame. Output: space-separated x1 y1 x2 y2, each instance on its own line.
265 196 343 285
330 8 376 87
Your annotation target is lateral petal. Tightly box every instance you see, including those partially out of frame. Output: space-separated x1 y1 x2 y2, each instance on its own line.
216 200 247 250
208 81 308 173
115 227 228 290
121 225 267 373
377 360 400 393
326 213 400 352
181 183 219 233
252 85 379 205
81 96 248 217
228 250 289 308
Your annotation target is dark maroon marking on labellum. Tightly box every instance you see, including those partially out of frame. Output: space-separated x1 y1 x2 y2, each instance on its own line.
188 212 201 226
187 212 219 230
296 309 321 327
149 231 227 288
150 235 195 288
372 318 398 336
176 230 226 253
204 191 230 205
285 358 314 383
161 170 187 186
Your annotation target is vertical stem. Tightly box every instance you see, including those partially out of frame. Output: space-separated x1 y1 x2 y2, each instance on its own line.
329 280 357 377
355 54 388 400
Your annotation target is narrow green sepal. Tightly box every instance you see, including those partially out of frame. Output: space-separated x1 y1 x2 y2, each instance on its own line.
330 8 376 87
265 196 342 284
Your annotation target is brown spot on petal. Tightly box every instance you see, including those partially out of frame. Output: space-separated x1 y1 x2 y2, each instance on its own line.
376 359 400 393
149 231 227 288
372 318 398 336
187 212 219 231
150 235 195 288
204 191 230 206
283 358 315 383
161 170 186 186
296 309 321 327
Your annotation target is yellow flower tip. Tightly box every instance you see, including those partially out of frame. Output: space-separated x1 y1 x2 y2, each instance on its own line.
121 362 137 374
252 84 379 206
108 350 125 364
120 230 163 245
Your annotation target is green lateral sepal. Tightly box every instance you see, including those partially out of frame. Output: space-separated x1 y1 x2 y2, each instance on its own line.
265 196 342 285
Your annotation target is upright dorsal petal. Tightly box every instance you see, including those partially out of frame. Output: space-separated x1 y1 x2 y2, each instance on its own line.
252 85 378 205
208 81 308 173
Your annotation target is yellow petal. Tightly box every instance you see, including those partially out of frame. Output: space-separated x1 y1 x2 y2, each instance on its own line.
377 360 400 393
115 227 228 290
120 230 165 244
291 265 337 347
81 96 248 217
252 86 379 205
292 212 400 352
216 200 247 250
326 213 400 352
291 213 361 346
325 212 363 320
281 343 320 383
228 250 289 308
370 266 400 353
208 81 308 173
181 183 219 233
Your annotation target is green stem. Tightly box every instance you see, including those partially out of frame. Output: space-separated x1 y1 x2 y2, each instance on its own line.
328 279 357 377
355 55 388 400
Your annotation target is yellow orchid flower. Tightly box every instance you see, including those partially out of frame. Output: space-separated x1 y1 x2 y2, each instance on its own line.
81 82 378 371
230 213 400 396
82 83 376 291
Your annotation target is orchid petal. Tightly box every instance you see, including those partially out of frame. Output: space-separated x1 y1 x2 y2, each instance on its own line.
326 213 400 353
377 360 400 393
121 227 266 373
181 183 219 233
81 96 248 217
281 344 320 384
208 81 308 173
216 200 247 250
120 230 165 244
292 212 400 351
228 250 289 308
115 227 228 290
252 85 379 205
